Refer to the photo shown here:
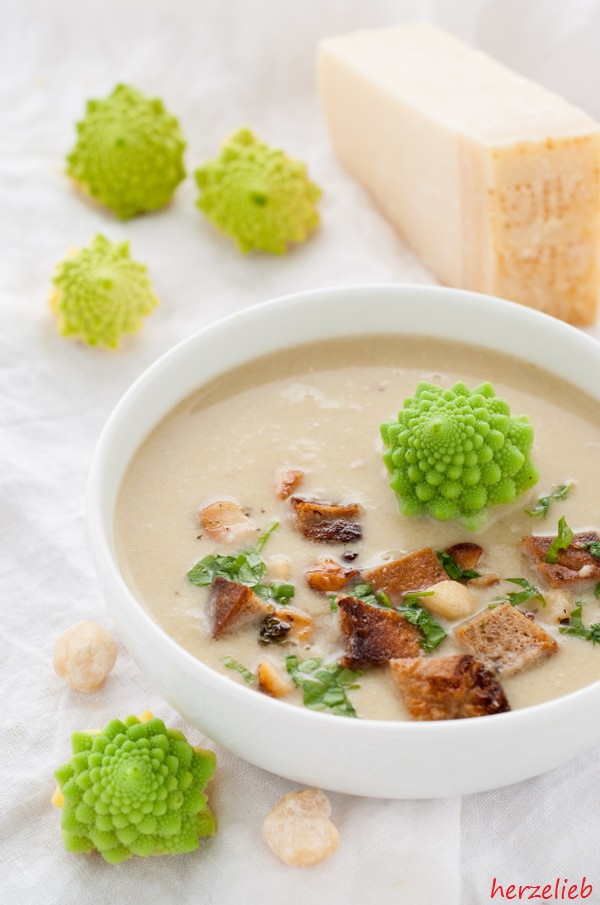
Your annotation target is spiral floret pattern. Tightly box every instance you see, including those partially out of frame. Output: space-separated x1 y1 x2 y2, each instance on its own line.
67 84 186 219
195 128 321 253
381 381 539 529
51 234 159 348
54 715 216 863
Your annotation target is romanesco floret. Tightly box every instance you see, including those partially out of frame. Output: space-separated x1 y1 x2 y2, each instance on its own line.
381 381 539 530
195 127 321 253
67 83 186 219
50 234 159 348
54 715 216 863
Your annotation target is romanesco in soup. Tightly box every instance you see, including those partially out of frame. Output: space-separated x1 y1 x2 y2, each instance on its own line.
381 381 539 529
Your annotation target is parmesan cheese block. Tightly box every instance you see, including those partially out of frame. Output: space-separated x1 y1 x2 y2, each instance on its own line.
318 23 600 325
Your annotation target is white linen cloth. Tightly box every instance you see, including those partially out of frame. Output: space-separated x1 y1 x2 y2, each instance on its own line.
1 1 599 902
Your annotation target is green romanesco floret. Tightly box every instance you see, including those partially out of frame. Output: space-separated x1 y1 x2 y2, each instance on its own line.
50 234 159 348
67 83 186 219
54 714 216 863
195 127 321 253
381 381 539 530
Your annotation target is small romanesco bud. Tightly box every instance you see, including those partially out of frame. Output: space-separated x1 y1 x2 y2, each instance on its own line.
195 128 321 253
67 83 186 219
381 381 540 530
50 234 159 348
54 715 216 863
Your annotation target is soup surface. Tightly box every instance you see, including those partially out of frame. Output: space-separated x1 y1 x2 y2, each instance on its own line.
114 335 600 720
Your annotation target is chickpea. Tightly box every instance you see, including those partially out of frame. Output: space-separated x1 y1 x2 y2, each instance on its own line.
262 788 339 867
53 621 117 692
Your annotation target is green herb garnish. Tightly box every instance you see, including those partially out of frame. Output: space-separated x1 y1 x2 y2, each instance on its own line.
397 594 447 652
187 551 266 588
350 582 392 609
594 583 600 600
255 520 279 553
285 655 361 717
267 580 295 604
436 550 480 581
187 521 294 604
525 483 573 517
223 656 255 684
499 577 546 608
546 516 574 564
559 604 600 645
585 542 600 561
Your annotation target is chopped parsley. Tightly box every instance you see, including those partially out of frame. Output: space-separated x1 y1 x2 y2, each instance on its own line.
498 577 546 608
585 541 600 561
546 516 574 564
436 550 480 581
595 583 600 600
285 655 361 717
351 582 392 608
223 656 255 684
254 520 279 553
559 604 600 646
187 550 266 588
397 593 447 652
187 521 294 604
525 483 573 518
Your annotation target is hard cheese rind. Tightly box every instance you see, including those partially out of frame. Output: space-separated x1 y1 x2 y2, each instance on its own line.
318 23 600 325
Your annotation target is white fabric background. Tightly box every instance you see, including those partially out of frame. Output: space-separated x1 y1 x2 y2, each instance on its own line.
2 1 600 903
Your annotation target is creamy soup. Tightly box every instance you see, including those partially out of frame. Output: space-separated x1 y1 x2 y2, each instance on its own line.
114 336 600 720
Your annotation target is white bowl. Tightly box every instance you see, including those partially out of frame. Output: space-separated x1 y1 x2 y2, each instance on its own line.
88 284 600 799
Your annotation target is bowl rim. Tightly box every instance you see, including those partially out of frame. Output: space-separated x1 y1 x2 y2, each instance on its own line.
88 281 600 741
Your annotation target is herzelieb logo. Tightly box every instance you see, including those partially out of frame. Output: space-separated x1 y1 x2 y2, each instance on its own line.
490 878 593 901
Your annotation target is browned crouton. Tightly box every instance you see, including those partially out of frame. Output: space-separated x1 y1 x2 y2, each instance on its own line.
337 595 421 668
305 557 360 593
445 542 483 572
389 655 510 720
454 602 558 676
362 547 447 603
210 576 267 638
257 660 293 698
258 606 315 645
521 531 600 587
199 500 257 544
290 497 362 543
275 468 305 500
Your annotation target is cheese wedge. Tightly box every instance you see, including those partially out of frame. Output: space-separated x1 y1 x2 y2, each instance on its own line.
319 23 600 325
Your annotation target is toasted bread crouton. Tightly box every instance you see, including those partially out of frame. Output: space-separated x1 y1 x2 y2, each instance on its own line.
424 580 478 620
210 576 268 638
305 557 360 593
199 500 257 544
290 497 362 543
362 547 447 603
275 468 305 500
454 602 558 676
270 608 315 644
521 531 600 587
337 595 421 668
257 660 293 698
389 655 510 720
445 542 483 572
